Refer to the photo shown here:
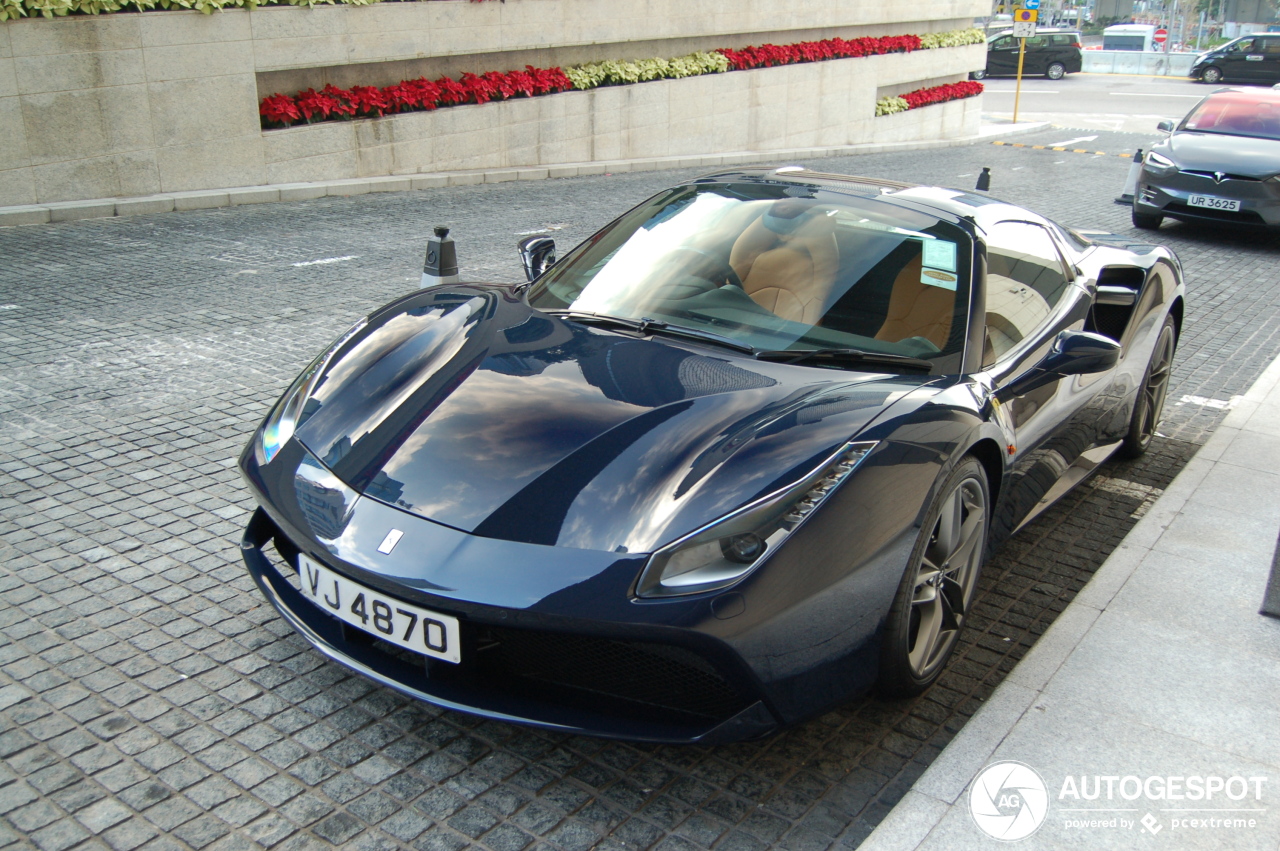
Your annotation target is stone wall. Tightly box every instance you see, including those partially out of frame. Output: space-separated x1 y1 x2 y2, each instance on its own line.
0 0 989 207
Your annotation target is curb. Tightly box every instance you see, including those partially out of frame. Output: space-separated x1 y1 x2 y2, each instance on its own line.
0 124 1052 228
857 348 1280 851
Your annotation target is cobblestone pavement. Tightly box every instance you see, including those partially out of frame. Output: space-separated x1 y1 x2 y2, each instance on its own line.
2 129 1278 851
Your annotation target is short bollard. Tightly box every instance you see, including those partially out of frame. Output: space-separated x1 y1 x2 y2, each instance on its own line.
421 225 460 288
1114 149 1144 205
975 167 991 192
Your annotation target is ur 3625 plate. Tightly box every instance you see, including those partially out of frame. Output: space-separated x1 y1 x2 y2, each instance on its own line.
298 554 460 663
1188 194 1241 212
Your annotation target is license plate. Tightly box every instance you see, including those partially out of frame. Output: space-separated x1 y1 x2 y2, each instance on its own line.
1188 194 1241 212
298 554 460 663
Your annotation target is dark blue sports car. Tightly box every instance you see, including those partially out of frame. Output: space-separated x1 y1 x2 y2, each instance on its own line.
238 168 1184 743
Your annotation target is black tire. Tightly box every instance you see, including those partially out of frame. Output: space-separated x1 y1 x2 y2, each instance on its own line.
1201 66 1223 84
1046 62 1066 80
1132 206 1164 230
877 456 989 698
971 69 988 80
1120 315 1177 459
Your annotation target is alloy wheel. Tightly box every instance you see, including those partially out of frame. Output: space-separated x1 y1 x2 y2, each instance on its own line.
1136 325 1175 448
1047 62 1066 80
906 476 986 678
1203 67 1223 84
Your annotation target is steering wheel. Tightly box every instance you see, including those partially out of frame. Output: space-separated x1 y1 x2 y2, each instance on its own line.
664 247 745 291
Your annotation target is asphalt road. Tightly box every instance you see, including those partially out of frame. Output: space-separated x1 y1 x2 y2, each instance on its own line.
981 71 1215 133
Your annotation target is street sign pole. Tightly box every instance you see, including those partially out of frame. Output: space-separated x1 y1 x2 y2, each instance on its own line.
1010 9 1037 125
1014 38 1026 124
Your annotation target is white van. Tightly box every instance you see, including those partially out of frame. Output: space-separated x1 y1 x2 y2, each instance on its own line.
1103 24 1159 52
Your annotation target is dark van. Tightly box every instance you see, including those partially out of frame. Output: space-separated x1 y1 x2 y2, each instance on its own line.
973 29 1084 80
1190 35 1280 85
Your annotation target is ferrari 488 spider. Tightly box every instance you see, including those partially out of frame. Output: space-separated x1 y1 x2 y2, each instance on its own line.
239 167 1184 743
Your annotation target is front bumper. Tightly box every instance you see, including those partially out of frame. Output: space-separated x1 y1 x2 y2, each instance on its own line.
1137 172 1280 227
241 508 781 744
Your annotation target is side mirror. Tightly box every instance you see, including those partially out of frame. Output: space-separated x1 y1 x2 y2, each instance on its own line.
1042 330 1121 375
999 330 1121 398
517 236 556 282
1157 119 1174 133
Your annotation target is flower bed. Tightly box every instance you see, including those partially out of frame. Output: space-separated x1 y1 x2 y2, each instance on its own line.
874 80 985 116
259 28 985 130
0 0 492 22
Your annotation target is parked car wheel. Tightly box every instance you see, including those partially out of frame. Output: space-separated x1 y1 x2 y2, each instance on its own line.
1201 66 1223 84
1046 62 1067 80
1120 315 1177 458
971 69 988 80
877 456 989 697
1132 206 1164 230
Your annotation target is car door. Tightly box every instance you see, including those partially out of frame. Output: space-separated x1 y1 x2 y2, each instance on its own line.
1259 36 1280 84
1221 37 1261 81
987 35 1019 75
1020 35 1049 74
978 221 1109 537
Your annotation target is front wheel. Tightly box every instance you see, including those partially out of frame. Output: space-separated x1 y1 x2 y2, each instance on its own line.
1201 66 1223 84
1046 62 1066 80
971 69 988 80
877 456 989 697
1120 315 1176 458
1132 206 1164 230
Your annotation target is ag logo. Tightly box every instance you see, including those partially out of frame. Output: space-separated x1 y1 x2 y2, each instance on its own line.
969 761 1049 841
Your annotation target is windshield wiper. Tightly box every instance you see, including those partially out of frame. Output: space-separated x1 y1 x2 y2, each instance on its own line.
754 348 933 371
548 311 757 354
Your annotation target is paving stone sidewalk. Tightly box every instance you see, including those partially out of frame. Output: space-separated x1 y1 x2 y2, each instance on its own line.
1 130 1279 851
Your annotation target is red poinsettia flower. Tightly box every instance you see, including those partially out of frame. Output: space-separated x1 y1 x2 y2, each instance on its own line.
259 93 301 128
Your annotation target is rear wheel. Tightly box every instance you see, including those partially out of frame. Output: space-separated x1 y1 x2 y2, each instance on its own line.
1046 62 1066 80
877 457 989 697
1120 315 1177 458
1201 66 1223 84
971 69 988 80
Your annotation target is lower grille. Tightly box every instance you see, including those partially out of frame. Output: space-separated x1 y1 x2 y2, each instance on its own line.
474 626 750 722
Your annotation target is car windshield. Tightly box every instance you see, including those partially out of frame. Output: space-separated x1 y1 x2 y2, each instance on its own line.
1180 92 1280 140
526 181 971 371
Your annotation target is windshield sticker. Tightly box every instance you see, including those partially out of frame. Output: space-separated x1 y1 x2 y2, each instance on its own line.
921 268 958 290
922 240 957 272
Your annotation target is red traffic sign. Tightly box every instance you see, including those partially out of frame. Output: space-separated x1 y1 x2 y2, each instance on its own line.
1154 28 1168 44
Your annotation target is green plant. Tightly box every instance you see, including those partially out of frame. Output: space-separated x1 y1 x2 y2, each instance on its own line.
566 51 729 90
875 96 910 116
918 28 985 50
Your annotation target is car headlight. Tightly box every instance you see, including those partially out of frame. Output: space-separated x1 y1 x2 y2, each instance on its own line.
1143 151 1178 178
635 441 878 598
256 317 368 466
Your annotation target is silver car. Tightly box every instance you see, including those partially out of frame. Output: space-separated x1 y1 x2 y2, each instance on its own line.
1133 87 1280 230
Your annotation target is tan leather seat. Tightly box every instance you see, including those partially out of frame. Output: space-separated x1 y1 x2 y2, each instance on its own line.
729 208 839 325
874 254 954 350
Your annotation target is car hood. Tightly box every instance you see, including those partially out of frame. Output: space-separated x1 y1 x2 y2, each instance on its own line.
1160 132 1280 178
290 285 932 554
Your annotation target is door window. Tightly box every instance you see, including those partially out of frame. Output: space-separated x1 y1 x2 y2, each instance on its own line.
1229 38 1257 53
1261 38 1280 55
992 36 1014 50
982 222 1073 366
